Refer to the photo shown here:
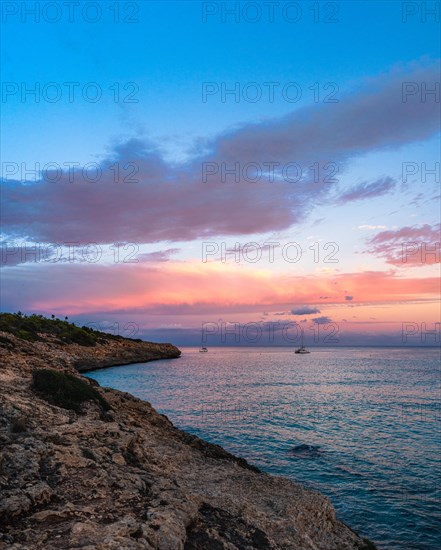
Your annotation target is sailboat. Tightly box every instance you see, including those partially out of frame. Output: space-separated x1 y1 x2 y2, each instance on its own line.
295 329 310 354
199 336 208 352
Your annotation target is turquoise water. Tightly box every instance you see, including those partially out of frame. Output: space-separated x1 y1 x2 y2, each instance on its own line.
86 347 441 549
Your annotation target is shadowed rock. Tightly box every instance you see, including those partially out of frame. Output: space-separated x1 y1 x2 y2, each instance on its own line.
289 444 324 459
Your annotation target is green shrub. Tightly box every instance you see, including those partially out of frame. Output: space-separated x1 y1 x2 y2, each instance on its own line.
16 329 38 342
32 369 111 413
60 327 97 346
0 313 99 346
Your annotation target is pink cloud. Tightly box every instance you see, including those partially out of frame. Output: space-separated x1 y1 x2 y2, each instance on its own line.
1 261 438 316
367 224 440 266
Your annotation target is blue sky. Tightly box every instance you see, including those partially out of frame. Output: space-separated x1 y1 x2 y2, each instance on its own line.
2 1 439 165
1 1 440 346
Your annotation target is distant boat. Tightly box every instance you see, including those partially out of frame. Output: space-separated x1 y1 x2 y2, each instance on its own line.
199 346 208 353
295 330 310 354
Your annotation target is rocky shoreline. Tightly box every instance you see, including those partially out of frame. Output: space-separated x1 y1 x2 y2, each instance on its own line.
69 338 181 373
0 326 377 549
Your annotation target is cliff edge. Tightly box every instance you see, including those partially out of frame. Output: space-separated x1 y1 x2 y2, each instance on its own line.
0 316 377 549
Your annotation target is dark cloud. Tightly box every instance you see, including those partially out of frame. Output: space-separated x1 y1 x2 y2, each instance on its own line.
312 316 333 325
1 61 439 245
291 306 321 315
345 295 354 301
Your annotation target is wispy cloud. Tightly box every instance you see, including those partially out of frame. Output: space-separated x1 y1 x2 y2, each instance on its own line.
137 248 180 262
358 225 388 230
337 177 395 204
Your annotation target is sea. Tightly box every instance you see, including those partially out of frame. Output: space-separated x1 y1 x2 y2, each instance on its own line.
85 347 441 550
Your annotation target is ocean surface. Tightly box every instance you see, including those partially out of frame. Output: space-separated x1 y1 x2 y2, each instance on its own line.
86 347 441 549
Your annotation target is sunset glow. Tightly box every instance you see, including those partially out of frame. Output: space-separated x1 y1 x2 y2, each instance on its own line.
1 1 440 346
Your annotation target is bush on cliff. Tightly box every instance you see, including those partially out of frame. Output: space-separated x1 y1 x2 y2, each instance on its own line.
32 369 111 413
0 313 98 346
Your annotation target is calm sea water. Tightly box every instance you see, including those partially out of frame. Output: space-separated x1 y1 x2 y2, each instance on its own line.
86 347 441 549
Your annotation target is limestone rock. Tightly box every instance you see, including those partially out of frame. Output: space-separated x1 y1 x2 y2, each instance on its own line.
0 330 378 549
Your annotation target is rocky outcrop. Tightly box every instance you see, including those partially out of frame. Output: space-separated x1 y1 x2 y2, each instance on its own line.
69 338 181 373
0 330 377 549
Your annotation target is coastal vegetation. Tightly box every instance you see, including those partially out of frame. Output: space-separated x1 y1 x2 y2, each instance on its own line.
32 368 111 413
0 312 142 347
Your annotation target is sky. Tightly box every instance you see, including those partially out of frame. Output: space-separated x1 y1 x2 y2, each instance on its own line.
1 0 440 347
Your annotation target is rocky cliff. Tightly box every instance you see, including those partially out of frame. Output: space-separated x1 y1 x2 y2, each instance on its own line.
0 324 377 550
68 337 181 373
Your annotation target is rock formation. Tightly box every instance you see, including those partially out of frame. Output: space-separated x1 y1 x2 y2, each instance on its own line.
0 324 377 549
